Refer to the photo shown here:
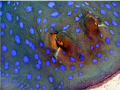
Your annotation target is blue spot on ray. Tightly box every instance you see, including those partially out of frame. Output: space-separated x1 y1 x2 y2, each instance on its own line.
37 17 41 24
67 11 72 16
17 83 20 87
27 73 32 80
1 45 7 52
30 87 33 90
78 72 83 76
16 2 19 5
81 3 85 7
79 13 82 17
16 16 19 21
46 48 50 54
50 11 59 17
75 17 79 22
93 8 96 10
101 9 106 15
45 28 48 32
0 1 2 8
104 21 109 26
51 86 54 89
51 56 56 63
0 31 5 36
85 2 89 5
1 73 5 76
26 6 32 13
105 4 111 9
36 64 41 70
4 65 9 70
55 67 58 71
74 9 78 12
79 64 83 68
48 2 55 8
97 53 101 58
89 11 92 13
19 21 24 28
6 12 12 22
34 53 39 60
42 86 46 90
104 56 108 61
90 46 94 50
13 3 15 6
14 7 16 10
70 57 75 62
62 51 66 54
6 73 9 77
15 61 19 66
7 1 10 5
17 66 21 69
60 65 66 71
14 68 19 74
12 78 17 82
80 53 84 61
11 49 17 56
23 56 29 63
63 24 70 30
113 11 119 17
75 5 80 8
93 59 97 63
14 35 21 44
30 27 35 35
21 84 24 88
75 27 81 33
4 61 9 70
43 18 47 24
39 29 42 32
112 2 117 7
1 22 6 29
48 76 53 83
0 11 3 16
46 60 50 66
38 9 42 14
105 37 110 44
111 20 118 26
58 85 61 89
37 75 41 80
36 84 40 89
38 60 42 65
51 23 56 27
25 39 29 45
116 42 120 47
1 57 4 61
67 1 74 6
100 4 104 8
109 29 114 35
39 41 43 47
68 74 73 80
4 62 9 66
109 50 114 54
70 65 75 70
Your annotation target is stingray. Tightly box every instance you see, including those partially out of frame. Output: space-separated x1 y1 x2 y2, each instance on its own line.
0 1 120 90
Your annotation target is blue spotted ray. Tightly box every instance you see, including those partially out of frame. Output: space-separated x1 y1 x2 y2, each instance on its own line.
0 1 120 90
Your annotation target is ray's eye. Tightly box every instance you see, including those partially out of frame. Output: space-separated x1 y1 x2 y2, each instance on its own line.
84 12 100 35
56 40 63 47
50 32 73 51
56 33 73 51
85 17 98 32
